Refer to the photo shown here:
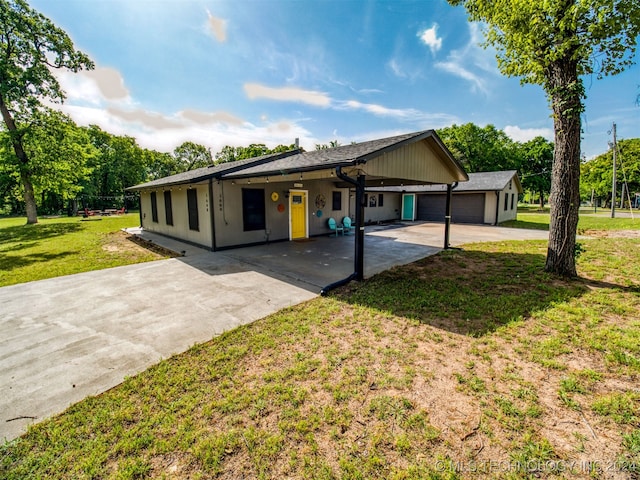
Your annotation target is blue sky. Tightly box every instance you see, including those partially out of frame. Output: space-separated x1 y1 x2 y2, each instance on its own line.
31 0 639 159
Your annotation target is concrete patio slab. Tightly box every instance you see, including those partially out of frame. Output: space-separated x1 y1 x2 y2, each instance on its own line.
0 254 316 442
0 221 549 442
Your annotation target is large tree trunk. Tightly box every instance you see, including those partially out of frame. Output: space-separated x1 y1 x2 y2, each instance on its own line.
21 172 38 224
0 95 38 224
545 61 582 277
539 190 544 210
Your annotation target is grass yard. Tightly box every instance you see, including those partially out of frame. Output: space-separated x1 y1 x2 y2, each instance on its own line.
1 221 639 478
504 210 639 233
0 214 174 287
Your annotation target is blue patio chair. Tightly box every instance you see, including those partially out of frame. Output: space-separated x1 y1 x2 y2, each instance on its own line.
328 217 344 236
342 216 353 235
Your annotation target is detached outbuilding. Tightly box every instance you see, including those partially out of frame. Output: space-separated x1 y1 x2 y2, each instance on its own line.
126 130 468 252
367 170 523 225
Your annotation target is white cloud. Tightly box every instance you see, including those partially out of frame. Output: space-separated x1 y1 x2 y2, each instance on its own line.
244 83 331 107
339 100 458 127
180 109 243 126
51 63 315 153
55 67 131 106
434 23 497 95
387 58 406 78
418 24 442 55
84 67 129 100
57 100 314 154
107 107 182 130
435 61 487 94
504 125 553 142
206 9 227 42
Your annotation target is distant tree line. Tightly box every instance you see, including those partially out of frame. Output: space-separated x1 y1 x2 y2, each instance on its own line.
437 123 554 209
581 138 640 208
0 111 299 215
439 123 640 209
4 109 637 217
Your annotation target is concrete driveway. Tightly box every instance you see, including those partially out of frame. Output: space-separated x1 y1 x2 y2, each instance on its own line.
0 222 548 441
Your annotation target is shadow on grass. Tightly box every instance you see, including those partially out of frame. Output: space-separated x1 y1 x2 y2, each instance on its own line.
501 220 550 231
0 222 82 249
333 248 589 336
0 251 75 273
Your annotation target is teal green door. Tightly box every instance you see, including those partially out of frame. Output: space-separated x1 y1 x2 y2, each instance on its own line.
401 194 415 221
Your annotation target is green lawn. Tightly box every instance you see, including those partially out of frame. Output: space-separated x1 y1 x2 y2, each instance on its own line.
504 210 639 232
0 214 167 287
1 223 639 478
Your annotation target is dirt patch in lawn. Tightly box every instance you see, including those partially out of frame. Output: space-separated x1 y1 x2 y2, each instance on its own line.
583 229 640 238
101 231 181 258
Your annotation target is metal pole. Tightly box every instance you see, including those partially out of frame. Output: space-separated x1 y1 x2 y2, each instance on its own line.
444 184 453 249
611 123 617 218
355 175 365 281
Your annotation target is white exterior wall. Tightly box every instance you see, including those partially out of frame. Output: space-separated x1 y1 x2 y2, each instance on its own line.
140 184 212 248
362 192 402 223
213 179 351 249
496 180 519 223
484 192 498 224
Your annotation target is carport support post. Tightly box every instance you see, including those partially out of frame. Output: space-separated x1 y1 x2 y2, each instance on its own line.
444 183 453 249
355 174 366 281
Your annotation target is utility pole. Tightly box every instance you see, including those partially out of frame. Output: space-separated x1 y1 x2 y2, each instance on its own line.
611 123 617 219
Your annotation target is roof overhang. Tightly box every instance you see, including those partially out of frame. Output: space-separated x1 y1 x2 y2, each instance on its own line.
127 130 468 191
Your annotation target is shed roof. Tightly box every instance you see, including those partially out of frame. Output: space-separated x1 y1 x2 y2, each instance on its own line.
369 170 522 193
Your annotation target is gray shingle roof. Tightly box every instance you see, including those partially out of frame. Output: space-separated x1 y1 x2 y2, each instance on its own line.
369 170 522 193
126 150 300 190
127 129 466 190
221 130 434 178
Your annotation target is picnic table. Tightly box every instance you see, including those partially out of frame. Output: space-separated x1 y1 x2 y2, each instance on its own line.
78 207 126 217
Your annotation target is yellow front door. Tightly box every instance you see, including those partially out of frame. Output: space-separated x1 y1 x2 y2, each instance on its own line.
290 190 307 239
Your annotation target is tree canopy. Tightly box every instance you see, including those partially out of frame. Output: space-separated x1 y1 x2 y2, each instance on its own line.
173 142 213 172
517 136 554 209
0 0 94 223
581 137 640 206
214 143 299 164
437 123 517 173
448 0 640 276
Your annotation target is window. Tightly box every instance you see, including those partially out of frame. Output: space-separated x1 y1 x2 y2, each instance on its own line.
242 188 265 231
150 192 158 223
332 191 342 211
504 193 508 211
187 189 199 231
510 193 515 210
378 194 384 207
369 195 377 208
164 190 173 225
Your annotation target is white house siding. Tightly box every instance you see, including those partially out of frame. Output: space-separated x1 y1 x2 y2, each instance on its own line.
360 192 401 223
363 139 464 184
140 184 212 248
213 179 350 249
496 181 519 223
484 192 498 225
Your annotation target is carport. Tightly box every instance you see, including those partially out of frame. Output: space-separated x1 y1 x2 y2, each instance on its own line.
220 130 468 293
128 130 467 293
